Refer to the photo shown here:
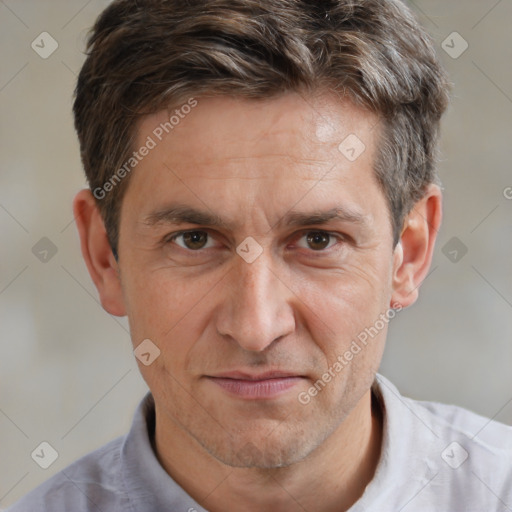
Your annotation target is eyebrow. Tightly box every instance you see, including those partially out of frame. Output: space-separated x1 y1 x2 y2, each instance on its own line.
142 203 368 231
144 204 228 228
285 207 367 228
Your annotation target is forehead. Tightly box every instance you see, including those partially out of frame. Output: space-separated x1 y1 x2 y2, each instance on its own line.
123 93 386 232
135 92 379 176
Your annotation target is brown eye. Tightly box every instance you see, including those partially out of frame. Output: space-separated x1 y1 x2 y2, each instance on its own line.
306 231 332 251
174 231 210 250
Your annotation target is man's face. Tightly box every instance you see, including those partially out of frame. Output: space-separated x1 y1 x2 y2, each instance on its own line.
117 92 400 467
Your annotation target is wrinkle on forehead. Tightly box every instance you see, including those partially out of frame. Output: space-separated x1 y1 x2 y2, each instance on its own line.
161 154 337 183
135 93 379 167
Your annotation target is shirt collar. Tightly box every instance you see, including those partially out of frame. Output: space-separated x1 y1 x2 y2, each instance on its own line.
350 373 438 510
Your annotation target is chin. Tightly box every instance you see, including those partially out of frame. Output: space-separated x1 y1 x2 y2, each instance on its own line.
193 423 327 469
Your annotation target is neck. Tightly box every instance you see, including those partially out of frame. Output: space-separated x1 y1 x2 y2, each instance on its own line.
154 388 383 512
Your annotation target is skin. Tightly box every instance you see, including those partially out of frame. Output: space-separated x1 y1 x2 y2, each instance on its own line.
74 92 442 512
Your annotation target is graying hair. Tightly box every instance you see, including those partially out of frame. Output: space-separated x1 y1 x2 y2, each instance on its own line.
74 0 450 253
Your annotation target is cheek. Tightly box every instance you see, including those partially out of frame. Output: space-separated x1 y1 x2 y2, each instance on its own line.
298 257 391 315
125 272 211 394
292 260 392 354
297 273 390 410
121 268 207 342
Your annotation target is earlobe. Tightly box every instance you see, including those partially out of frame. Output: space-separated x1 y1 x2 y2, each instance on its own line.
73 189 126 317
390 184 442 309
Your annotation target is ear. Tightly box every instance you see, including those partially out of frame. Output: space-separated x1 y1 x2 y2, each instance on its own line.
73 189 126 317
390 184 442 309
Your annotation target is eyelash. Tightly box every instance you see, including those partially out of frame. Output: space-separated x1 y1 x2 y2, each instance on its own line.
164 229 345 255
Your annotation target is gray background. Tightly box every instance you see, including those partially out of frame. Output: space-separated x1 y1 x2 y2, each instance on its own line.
1 0 511 507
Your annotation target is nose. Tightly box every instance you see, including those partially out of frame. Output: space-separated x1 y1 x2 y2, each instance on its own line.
215 250 296 352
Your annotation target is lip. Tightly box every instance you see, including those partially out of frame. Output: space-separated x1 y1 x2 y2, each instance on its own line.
212 371 302 380
206 371 306 400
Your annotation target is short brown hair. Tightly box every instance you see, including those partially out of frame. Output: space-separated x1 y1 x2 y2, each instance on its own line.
73 0 450 255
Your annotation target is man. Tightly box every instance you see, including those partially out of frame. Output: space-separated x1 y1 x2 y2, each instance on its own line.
8 0 511 511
